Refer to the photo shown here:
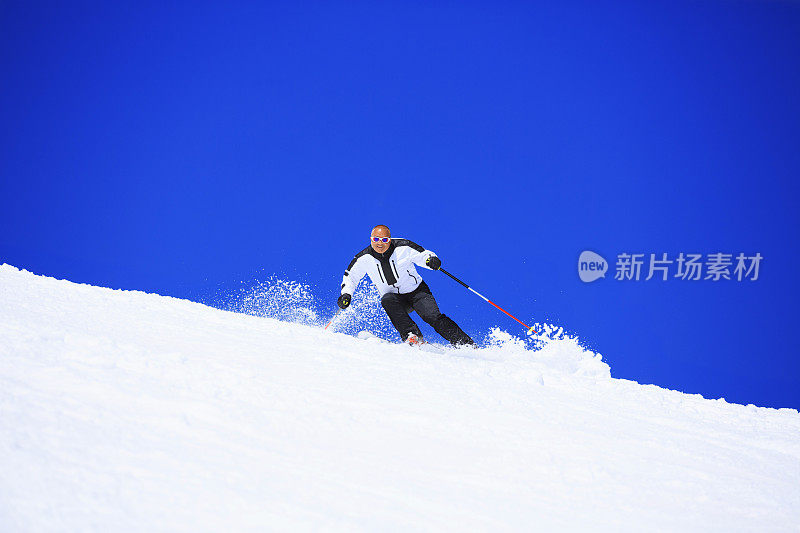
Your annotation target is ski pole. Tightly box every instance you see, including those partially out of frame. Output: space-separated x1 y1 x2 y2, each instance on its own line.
439 267 537 335
324 308 342 330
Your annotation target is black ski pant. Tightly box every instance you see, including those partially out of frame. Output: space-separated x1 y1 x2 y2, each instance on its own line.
380 282 474 346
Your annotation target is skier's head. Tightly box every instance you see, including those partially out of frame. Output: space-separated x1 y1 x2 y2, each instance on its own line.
370 225 391 253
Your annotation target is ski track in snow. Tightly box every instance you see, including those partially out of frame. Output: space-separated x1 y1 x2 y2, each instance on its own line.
1 264 798 531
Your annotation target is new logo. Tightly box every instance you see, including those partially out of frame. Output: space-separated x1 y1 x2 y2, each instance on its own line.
578 251 608 283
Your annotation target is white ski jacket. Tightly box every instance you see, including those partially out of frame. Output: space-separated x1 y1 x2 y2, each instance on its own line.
341 239 438 297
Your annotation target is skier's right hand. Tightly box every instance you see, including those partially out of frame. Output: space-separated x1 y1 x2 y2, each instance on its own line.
337 294 351 309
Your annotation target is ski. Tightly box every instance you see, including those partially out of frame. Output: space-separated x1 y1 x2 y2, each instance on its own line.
356 330 446 354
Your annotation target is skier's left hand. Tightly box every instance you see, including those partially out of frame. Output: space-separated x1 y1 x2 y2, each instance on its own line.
426 256 441 270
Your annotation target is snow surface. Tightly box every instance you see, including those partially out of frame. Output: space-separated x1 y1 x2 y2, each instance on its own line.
1 264 799 531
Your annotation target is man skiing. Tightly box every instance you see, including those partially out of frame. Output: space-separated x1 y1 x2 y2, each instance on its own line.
338 225 475 346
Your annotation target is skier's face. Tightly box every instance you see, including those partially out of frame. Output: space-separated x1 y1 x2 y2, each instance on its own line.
370 227 391 254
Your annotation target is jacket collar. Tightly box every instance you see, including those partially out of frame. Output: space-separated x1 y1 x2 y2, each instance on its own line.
368 240 395 261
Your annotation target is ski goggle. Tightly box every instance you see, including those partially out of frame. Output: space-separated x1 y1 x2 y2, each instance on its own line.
371 236 391 243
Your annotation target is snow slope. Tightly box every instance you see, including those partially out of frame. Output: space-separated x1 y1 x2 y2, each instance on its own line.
1 264 798 531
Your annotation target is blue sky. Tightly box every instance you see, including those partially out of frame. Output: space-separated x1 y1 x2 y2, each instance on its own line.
1 1 798 408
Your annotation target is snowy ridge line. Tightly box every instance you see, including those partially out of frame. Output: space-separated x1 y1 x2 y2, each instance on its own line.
1 263 799 531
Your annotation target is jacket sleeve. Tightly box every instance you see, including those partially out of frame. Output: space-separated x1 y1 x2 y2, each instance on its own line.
399 240 438 270
341 255 367 295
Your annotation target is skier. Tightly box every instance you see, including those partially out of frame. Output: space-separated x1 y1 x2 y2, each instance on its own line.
338 225 475 346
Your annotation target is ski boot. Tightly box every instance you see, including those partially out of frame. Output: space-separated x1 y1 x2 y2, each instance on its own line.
405 333 423 346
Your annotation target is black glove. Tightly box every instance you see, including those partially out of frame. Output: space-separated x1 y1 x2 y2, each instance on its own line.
426 256 442 270
337 293 351 309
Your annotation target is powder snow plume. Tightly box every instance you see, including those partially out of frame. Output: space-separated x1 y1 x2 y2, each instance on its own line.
213 276 397 338
213 276 610 379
